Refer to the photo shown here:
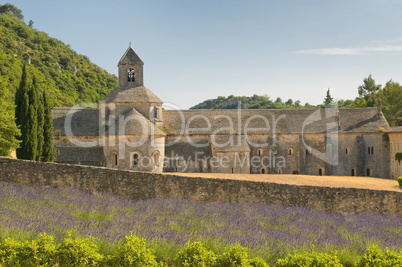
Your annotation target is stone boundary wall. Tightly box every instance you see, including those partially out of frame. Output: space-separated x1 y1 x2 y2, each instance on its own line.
0 157 400 217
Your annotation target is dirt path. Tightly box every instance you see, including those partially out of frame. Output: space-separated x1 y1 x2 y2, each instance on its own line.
169 173 402 192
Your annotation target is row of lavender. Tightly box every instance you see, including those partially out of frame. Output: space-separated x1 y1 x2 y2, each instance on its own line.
0 182 401 264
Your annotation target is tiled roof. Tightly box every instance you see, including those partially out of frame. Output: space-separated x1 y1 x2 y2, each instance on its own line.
102 85 163 103
162 108 390 135
52 108 100 136
118 45 143 65
106 108 166 136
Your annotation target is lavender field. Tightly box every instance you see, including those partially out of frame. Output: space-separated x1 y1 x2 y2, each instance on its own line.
0 181 401 265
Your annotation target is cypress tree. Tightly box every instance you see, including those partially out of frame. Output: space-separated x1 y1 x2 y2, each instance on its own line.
35 77 44 161
42 90 55 162
25 79 38 160
15 64 29 159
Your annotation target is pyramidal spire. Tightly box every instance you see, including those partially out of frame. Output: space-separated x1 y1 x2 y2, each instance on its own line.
118 44 143 65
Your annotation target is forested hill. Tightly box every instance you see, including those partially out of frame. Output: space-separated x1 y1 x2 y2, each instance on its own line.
190 94 318 110
0 4 118 107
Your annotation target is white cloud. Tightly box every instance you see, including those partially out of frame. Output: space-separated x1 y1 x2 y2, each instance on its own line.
295 41 402 55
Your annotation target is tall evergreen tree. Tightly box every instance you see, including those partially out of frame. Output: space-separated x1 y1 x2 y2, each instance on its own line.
25 79 38 160
34 77 44 161
15 64 29 159
324 89 334 107
42 90 55 162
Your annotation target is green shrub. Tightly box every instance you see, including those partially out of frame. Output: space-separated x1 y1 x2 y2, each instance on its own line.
0 233 56 266
249 257 270 267
55 234 103 266
215 244 250 267
274 250 342 267
355 244 402 267
398 176 402 188
174 241 217 267
105 233 158 267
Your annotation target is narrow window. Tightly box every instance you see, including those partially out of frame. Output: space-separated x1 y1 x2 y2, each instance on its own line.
278 168 282 174
351 168 355 176
319 168 323 176
288 148 293 155
153 151 160 167
345 146 349 155
232 167 235 173
257 148 263 156
127 68 135 82
260 167 266 174
368 147 371 154
175 166 179 172
366 168 371 176
371 146 374 155
132 153 139 167
113 152 118 166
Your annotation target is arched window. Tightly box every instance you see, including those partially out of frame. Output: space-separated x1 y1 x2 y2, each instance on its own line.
127 68 135 82
257 148 263 156
278 168 283 174
319 168 323 176
112 152 118 166
366 167 371 176
260 167 267 174
351 168 355 176
288 148 294 155
132 153 139 167
153 151 160 167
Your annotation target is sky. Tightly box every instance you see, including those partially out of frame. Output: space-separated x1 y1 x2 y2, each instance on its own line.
5 0 402 109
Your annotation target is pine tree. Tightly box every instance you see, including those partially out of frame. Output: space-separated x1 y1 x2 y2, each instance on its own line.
25 79 38 160
15 64 29 159
324 89 334 107
35 77 44 161
42 90 55 162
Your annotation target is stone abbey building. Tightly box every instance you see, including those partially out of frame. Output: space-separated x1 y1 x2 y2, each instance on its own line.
52 45 397 178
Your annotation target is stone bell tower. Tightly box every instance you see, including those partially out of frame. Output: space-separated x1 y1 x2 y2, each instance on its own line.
118 43 144 87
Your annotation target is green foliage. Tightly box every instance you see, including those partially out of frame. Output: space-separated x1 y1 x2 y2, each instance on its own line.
42 90 55 162
395 153 402 163
398 176 402 188
358 74 381 107
0 7 117 108
324 88 334 107
190 94 313 110
0 3 23 20
215 244 250 267
355 244 402 267
0 233 56 266
174 241 217 267
378 80 402 126
0 77 20 156
106 233 159 267
248 257 270 267
55 234 104 266
274 250 342 267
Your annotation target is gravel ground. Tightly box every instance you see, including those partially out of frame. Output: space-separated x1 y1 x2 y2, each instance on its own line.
168 173 402 192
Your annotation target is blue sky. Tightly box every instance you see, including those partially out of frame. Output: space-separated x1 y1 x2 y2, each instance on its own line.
5 0 402 109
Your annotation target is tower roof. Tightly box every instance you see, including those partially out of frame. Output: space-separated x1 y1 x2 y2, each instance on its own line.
118 45 144 65
102 84 163 103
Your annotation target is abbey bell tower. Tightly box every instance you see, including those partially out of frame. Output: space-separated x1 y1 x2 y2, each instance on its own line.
118 44 144 87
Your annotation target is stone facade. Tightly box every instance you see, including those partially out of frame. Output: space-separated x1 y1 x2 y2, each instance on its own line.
388 127 402 179
0 157 400 216
52 46 393 178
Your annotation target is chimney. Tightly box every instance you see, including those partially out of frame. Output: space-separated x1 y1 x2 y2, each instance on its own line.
377 97 382 117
